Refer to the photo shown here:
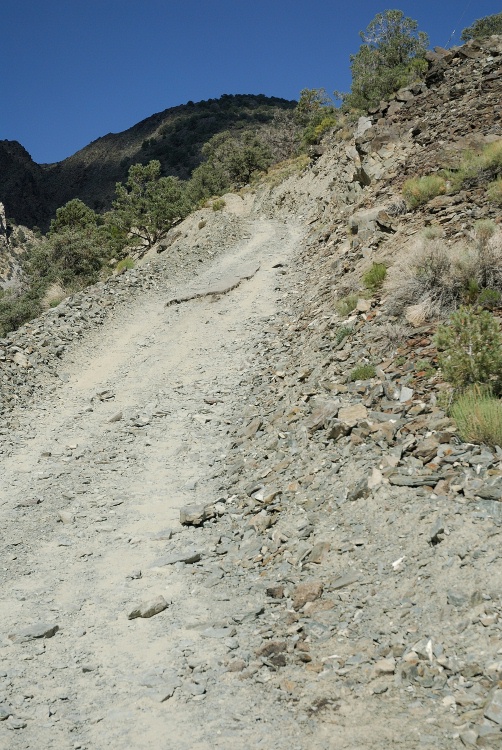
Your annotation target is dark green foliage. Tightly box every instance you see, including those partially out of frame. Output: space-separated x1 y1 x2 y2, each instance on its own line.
111 161 192 247
0 287 42 336
49 199 98 235
295 89 337 146
478 288 501 310
350 364 376 381
342 10 428 111
150 94 296 178
29 227 105 288
187 131 273 204
461 12 502 41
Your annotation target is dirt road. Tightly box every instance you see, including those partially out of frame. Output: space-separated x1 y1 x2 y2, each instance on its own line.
0 218 308 750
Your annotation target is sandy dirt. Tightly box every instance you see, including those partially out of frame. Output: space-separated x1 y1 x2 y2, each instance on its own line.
0 218 310 750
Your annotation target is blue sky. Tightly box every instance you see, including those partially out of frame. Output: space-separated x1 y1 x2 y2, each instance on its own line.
1 0 500 164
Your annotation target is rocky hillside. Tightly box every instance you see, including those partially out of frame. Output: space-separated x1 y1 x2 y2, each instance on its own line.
0 94 295 229
0 34 502 750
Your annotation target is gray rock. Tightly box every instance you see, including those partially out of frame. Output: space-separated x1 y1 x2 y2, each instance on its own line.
180 504 215 526
152 549 202 567
330 571 360 590
128 595 169 619
0 704 10 721
201 626 237 639
8 623 59 643
429 517 446 545
6 717 27 730
484 689 502 725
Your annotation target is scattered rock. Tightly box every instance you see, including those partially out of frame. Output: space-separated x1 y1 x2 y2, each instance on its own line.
128 596 169 620
8 623 59 643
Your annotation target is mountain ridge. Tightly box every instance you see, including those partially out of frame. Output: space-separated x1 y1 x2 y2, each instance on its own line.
0 93 296 228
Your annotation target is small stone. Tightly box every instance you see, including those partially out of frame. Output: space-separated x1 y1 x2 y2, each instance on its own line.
13 352 29 368
9 623 59 643
179 504 215 526
330 571 360 590
240 417 262 438
367 468 383 490
374 657 396 675
292 580 323 610
459 729 478 747
356 298 371 312
58 511 74 524
308 542 330 564
347 477 370 502
266 584 284 599
0 705 10 721
256 641 287 658
152 549 202 566
6 717 27 730
226 659 246 672
484 689 502 725
201 627 237 639
326 420 351 441
338 404 368 425
399 386 414 403
429 517 446 545
447 590 468 607
189 683 206 696
128 595 169 620
108 411 123 423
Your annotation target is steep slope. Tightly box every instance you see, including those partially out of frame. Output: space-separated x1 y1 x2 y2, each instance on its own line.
0 94 295 229
1 35 502 750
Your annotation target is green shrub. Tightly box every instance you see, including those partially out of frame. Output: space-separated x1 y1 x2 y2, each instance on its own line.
487 177 502 205
461 12 502 41
303 114 338 146
442 141 502 192
450 386 502 446
335 326 353 345
350 364 376 381
435 306 502 391
115 257 134 273
0 289 43 336
363 262 387 293
402 175 446 208
341 10 428 111
478 288 501 310
335 294 358 317
212 198 226 211
415 358 435 378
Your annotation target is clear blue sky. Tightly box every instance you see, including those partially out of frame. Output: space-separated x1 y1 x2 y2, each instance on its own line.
1 0 500 164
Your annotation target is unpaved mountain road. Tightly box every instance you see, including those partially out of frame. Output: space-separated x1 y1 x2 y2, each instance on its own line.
0 219 309 750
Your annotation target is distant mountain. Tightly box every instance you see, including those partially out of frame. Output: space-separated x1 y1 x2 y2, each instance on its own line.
0 94 296 229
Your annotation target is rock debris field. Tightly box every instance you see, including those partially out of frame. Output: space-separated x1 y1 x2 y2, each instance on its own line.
1 209 501 750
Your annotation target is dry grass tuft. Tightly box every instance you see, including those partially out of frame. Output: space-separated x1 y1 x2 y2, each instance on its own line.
385 229 502 319
451 386 502 447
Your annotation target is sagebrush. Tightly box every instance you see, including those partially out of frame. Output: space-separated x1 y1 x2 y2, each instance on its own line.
435 306 502 392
